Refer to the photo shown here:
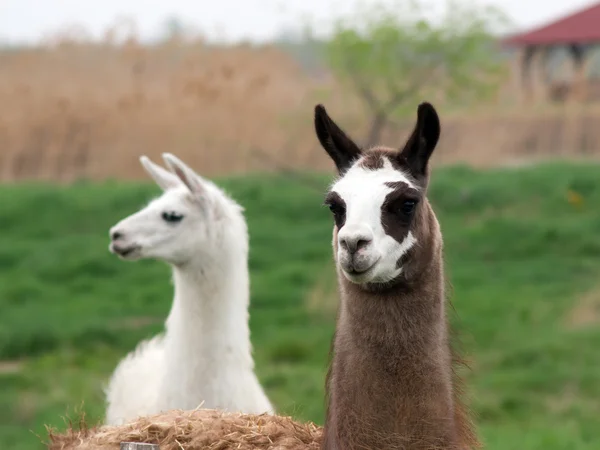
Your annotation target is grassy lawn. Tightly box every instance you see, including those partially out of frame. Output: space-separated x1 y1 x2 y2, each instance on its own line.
1 163 600 449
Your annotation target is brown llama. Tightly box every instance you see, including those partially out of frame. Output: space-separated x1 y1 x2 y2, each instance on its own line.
45 102 479 450
316 101 479 450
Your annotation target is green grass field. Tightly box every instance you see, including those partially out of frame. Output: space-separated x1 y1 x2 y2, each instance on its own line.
1 163 600 449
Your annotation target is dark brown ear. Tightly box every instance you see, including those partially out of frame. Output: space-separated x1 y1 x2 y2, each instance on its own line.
397 102 440 177
314 104 362 174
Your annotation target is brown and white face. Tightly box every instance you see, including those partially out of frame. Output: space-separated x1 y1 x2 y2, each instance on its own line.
315 102 440 285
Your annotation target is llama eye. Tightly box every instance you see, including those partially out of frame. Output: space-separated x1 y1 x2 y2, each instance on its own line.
399 200 417 215
162 211 184 223
328 202 346 217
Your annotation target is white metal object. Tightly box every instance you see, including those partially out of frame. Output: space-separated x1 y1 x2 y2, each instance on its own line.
120 443 160 450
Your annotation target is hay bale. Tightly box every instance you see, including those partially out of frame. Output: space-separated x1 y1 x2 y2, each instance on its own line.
46 409 323 450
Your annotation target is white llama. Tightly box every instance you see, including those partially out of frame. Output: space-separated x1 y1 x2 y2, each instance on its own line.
104 153 274 426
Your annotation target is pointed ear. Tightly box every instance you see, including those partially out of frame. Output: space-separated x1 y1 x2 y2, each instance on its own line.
314 104 362 174
140 156 181 191
397 102 440 177
161 153 205 195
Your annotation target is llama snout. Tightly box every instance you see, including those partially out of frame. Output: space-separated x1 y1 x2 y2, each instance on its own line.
108 226 141 259
337 226 378 275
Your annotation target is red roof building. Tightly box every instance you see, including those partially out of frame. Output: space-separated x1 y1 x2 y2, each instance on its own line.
502 2 600 102
504 3 600 46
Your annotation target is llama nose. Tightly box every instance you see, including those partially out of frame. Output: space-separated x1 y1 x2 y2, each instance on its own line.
340 234 373 254
111 230 123 241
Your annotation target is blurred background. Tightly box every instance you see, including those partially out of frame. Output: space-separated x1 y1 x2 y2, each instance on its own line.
1 0 600 449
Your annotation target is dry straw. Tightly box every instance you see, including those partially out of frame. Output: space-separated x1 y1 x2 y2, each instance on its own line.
46 409 322 450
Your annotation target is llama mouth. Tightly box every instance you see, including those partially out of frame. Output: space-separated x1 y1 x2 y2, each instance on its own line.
110 244 141 258
343 258 380 280
347 267 371 275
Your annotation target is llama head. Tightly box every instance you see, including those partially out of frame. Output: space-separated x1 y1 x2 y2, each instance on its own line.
315 102 441 286
109 153 246 266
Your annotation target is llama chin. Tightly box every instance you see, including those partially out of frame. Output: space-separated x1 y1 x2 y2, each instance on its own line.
104 153 273 426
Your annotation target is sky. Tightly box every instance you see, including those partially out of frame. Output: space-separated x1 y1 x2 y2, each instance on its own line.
0 0 596 44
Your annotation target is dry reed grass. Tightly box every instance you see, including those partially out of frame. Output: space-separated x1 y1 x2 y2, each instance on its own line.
1 40 600 183
0 40 325 182
46 409 322 450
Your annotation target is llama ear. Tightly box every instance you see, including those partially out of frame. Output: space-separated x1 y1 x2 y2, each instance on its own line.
161 153 206 195
314 104 362 174
140 156 181 191
397 102 440 178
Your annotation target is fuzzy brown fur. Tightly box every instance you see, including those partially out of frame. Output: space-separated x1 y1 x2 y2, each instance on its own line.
46 409 322 450
315 103 481 449
322 201 479 450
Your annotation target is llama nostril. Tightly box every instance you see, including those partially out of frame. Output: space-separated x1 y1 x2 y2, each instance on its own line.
356 238 372 251
111 231 123 241
340 238 350 252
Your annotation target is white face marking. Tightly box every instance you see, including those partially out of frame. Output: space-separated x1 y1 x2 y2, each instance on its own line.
331 157 419 284
109 186 212 264
109 154 241 266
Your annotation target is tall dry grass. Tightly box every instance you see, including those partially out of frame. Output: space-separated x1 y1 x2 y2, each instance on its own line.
1 39 600 182
0 39 323 182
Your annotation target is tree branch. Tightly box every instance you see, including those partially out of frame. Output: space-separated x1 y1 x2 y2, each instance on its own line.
348 72 380 113
382 65 442 113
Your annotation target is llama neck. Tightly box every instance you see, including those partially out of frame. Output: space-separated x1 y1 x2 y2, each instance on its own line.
323 259 463 450
164 242 253 371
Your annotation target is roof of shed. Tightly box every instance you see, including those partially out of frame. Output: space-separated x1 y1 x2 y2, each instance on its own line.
503 2 600 46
